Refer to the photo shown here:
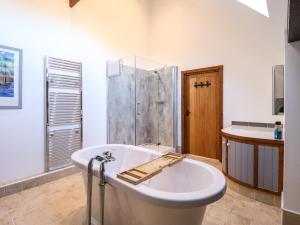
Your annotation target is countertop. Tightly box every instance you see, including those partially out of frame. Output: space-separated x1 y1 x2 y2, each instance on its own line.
221 125 284 142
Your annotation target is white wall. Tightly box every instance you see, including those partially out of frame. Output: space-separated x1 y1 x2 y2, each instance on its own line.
148 0 286 131
0 0 288 184
283 39 300 215
0 0 149 184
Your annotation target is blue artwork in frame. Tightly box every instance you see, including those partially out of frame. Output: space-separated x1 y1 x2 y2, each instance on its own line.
0 45 22 109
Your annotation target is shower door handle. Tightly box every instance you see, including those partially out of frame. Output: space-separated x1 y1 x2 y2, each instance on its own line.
137 102 141 115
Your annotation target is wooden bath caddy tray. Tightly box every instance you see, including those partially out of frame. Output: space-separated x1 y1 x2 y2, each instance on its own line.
117 152 185 185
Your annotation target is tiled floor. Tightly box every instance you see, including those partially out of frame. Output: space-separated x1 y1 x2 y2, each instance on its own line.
188 155 281 207
0 157 282 225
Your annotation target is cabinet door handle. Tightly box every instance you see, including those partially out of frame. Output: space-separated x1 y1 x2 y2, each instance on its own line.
226 143 230 147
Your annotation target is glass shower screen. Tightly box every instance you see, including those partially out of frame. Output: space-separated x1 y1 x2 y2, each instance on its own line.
107 56 178 153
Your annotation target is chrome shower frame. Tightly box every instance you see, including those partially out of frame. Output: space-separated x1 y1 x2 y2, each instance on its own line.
172 66 179 152
106 56 178 152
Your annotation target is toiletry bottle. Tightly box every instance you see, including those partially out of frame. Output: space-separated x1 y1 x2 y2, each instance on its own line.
274 121 283 140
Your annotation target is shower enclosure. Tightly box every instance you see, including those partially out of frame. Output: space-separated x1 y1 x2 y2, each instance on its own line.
107 56 178 152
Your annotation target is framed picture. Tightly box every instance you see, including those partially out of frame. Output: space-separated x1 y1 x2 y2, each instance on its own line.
0 45 22 109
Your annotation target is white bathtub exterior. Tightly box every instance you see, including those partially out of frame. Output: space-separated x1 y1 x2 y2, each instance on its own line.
72 145 226 225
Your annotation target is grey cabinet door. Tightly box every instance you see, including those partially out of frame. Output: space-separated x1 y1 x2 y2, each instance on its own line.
228 140 254 185
258 146 279 192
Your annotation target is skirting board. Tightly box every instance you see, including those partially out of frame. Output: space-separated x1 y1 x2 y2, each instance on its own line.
282 209 300 225
0 166 80 198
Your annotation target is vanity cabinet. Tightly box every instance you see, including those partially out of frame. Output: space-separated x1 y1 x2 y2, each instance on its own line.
221 130 284 194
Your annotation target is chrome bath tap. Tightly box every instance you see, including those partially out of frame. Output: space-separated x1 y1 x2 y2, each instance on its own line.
87 151 115 225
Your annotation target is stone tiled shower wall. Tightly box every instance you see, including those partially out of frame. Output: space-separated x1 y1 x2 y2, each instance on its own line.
136 68 156 145
107 65 175 147
107 66 136 145
155 66 174 147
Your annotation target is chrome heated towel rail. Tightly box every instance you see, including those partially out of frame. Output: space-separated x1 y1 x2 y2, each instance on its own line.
45 57 82 171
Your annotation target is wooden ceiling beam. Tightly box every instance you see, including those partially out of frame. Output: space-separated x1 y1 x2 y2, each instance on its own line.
69 0 80 8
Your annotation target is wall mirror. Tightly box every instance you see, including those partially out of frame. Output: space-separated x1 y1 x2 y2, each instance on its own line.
272 65 284 115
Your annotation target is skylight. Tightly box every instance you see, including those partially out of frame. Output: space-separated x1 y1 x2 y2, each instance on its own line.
237 0 269 17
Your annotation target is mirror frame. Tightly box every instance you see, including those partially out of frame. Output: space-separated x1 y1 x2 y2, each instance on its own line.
272 65 284 115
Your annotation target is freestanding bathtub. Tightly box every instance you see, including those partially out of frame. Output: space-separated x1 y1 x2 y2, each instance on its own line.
72 144 226 225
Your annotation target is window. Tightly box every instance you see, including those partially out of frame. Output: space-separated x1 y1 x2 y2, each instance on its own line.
237 0 269 17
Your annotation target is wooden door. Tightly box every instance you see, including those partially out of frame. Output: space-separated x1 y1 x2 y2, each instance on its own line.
182 66 223 160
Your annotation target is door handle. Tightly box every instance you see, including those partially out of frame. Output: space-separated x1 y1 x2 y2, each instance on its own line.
137 102 141 115
186 110 191 117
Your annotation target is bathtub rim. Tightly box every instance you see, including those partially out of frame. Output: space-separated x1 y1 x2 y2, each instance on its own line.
72 144 227 209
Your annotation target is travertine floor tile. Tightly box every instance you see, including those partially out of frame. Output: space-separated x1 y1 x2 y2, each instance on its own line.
202 216 226 225
0 157 282 225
